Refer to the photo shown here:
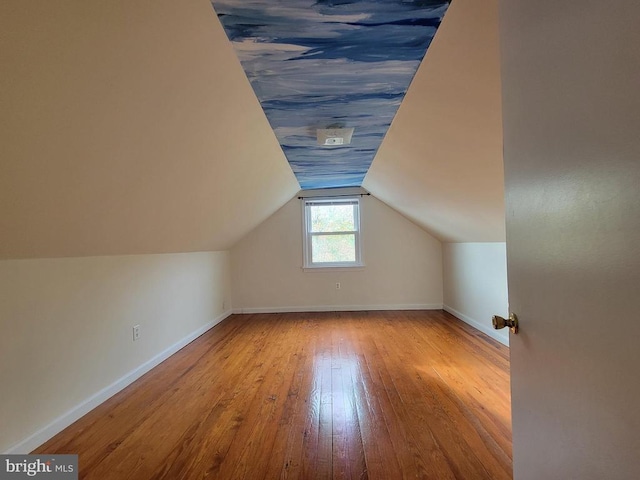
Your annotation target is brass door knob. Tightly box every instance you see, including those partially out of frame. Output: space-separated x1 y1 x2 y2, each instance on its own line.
492 313 519 334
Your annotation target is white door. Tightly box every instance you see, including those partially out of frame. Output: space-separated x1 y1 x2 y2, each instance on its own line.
500 1 640 479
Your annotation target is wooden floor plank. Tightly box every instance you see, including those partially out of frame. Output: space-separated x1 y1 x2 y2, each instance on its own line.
34 310 512 479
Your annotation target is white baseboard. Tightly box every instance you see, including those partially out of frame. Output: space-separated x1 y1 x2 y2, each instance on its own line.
233 304 443 314
443 305 509 347
4 309 233 455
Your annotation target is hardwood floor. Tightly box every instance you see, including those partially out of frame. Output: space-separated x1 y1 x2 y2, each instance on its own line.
34 310 512 479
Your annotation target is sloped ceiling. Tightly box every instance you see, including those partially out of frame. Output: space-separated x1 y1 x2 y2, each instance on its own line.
363 0 505 242
0 0 504 260
0 0 299 259
211 0 450 189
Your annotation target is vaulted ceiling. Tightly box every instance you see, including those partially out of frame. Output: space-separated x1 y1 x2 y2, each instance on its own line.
0 0 503 259
364 0 505 241
211 0 450 189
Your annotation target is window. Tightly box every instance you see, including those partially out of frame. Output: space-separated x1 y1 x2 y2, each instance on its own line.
303 197 363 268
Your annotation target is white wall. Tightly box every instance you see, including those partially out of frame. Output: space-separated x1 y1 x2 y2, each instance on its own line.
231 195 443 311
0 251 231 453
443 243 509 345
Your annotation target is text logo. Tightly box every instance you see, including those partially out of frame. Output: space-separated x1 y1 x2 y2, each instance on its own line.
0 455 77 480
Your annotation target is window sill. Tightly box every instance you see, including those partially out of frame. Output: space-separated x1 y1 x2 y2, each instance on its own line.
302 264 365 273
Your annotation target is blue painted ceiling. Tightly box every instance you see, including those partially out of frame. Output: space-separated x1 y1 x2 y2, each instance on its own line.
210 0 450 190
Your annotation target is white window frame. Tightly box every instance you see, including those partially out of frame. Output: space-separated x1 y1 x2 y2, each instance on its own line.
302 197 364 269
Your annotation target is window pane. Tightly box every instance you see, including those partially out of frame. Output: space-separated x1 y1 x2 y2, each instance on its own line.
311 234 356 263
310 204 355 232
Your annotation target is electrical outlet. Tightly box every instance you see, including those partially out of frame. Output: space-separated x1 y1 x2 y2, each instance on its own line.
336 282 341 290
133 325 140 342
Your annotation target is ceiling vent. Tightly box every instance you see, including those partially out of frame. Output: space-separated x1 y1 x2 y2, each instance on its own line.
317 127 354 146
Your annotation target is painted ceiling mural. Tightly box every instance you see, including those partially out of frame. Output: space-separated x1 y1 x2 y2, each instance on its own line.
210 0 450 190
